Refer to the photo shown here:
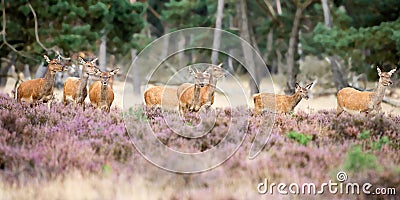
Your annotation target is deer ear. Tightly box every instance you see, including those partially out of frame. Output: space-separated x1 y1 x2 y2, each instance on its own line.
377 67 382 76
43 55 50 63
295 83 300 90
90 58 98 65
94 70 102 76
55 54 61 61
188 67 197 76
110 68 120 76
79 57 85 64
388 68 397 76
306 83 313 89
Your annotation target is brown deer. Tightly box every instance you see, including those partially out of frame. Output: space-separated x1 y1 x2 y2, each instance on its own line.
336 68 396 116
144 64 225 112
177 67 210 116
17 55 66 108
63 57 100 108
89 68 120 112
253 83 313 114
203 63 225 109
144 86 179 110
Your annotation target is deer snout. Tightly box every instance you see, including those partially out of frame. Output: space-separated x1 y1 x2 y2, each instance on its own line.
388 80 393 85
199 83 205 87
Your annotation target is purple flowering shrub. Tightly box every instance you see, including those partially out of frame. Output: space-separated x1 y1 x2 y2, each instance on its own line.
0 92 399 198
0 93 131 183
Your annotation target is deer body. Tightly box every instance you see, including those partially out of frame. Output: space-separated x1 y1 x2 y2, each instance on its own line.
253 83 312 114
89 81 114 112
177 68 210 116
177 64 225 114
178 84 211 114
63 57 99 107
144 86 179 110
89 68 119 112
336 68 396 116
17 55 65 108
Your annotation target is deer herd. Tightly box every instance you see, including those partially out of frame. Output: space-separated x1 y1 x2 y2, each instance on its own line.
16 54 119 112
14 54 398 117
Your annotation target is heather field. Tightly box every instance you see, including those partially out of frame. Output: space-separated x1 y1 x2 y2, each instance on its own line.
0 92 399 200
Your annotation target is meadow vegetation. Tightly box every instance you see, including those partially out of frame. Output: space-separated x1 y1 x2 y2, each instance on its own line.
0 93 399 199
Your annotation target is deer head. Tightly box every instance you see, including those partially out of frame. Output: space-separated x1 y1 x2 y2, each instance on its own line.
377 67 396 86
98 68 120 86
206 63 225 79
79 57 100 75
44 54 66 72
188 67 210 87
295 82 313 100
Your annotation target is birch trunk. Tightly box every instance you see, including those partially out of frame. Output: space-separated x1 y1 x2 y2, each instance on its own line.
211 0 224 65
238 0 259 95
99 34 107 71
321 0 348 90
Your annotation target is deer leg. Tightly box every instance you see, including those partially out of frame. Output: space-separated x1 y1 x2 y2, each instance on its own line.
47 99 52 110
336 106 343 117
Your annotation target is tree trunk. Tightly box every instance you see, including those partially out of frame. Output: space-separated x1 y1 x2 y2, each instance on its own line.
321 0 332 27
211 0 224 65
285 7 302 94
35 61 47 78
329 55 348 90
161 25 170 60
266 30 275 73
238 0 259 95
178 32 185 67
131 49 141 94
23 64 31 80
276 0 282 15
227 49 234 73
99 34 107 71
0 55 16 87
321 0 348 90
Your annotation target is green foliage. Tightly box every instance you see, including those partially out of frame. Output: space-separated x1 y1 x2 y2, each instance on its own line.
160 0 215 29
126 107 148 122
357 130 370 140
1 0 146 67
342 0 400 28
343 145 380 172
286 131 312 146
357 130 391 150
372 136 390 150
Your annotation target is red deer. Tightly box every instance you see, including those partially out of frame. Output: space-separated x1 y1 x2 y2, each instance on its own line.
63 57 100 108
89 68 120 112
17 55 66 108
177 67 210 116
203 63 225 109
144 86 179 111
253 83 313 114
337 68 396 116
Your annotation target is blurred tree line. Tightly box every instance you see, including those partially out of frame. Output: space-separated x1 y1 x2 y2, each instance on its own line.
1 0 400 94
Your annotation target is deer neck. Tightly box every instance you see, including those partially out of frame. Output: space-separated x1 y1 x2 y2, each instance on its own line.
42 69 56 95
206 75 216 103
192 83 201 107
371 82 387 103
289 92 302 109
77 73 89 96
100 83 109 105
